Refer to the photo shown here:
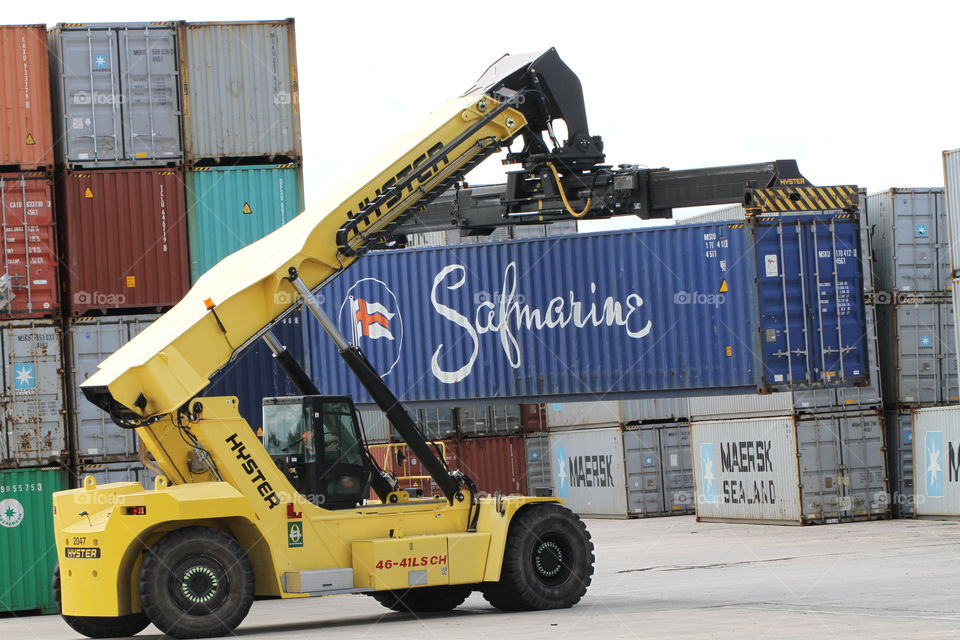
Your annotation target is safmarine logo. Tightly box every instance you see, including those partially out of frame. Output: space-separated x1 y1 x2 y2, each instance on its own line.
700 443 718 503
339 278 403 377
13 364 35 390
926 431 944 498
555 446 568 498
92 53 109 70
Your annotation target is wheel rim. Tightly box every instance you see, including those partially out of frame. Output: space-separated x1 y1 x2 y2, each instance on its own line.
531 533 573 586
169 555 229 614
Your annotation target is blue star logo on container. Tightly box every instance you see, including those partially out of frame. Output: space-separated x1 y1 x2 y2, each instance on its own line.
643 455 655 466
926 431 944 498
92 54 109 70
555 446 568 498
916 224 929 237
13 364 35 390
700 443 718 503
919 335 933 348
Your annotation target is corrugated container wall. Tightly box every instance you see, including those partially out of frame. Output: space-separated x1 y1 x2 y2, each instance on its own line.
407 220 578 248
0 173 60 317
205 311 306 430
357 410 389 444
0 468 66 613
885 410 914 517
307 216 868 405
68 315 158 463
692 413 889 525
186 164 304 282
944 150 960 276
61 168 189 316
912 405 960 517
49 23 182 168
0 26 54 170
623 423 695 516
73 460 156 488
876 299 956 406
451 435 527 496
676 204 745 225
866 189 950 295
178 20 301 162
550 427 627 517
0 321 66 468
524 433 551 496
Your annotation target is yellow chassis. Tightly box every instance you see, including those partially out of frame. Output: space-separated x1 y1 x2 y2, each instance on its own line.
54 397 557 617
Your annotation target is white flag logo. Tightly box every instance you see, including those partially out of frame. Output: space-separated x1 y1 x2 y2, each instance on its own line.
352 297 395 341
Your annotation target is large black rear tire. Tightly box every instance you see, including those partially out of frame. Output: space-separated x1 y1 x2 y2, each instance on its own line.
482 503 594 611
139 526 254 639
53 564 150 638
371 585 472 612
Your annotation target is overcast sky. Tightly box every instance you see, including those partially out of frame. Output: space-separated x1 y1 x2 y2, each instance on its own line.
13 1 960 230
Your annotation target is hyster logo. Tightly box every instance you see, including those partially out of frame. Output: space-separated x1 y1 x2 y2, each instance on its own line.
339 278 403 376
567 454 615 489
225 433 281 509
700 443 717 504
926 431 944 498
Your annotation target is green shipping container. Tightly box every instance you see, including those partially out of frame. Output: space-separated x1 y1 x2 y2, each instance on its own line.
0 468 66 614
186 164 304 282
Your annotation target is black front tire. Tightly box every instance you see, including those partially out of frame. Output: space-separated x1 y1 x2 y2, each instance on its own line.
482 503 594 611
139 526 254 639
371 585 472 613
53 564 150 638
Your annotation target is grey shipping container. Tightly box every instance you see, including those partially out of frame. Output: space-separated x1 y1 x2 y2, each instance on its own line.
357 410 389 444
546 398 690 427
623 423 695 516
0 321 66 468
459 404 522 437
413 407 456 441
178 20 301 162
944 150 960 275
885 410 914 517
692 412 889 525
676 203 745 225
876 299 956 407
73 460 157 489
50 23 182 168
67 315 158 463
866 188 950 295
408 219 578 248
524 433 551 496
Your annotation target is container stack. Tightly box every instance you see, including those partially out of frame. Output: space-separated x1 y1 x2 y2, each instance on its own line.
907 154 960 519
0 24 64 616
176 20 306 431
673 202 891 525
867 189 956 516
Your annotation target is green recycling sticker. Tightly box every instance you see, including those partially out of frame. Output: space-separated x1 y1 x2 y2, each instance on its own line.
287 521 303 548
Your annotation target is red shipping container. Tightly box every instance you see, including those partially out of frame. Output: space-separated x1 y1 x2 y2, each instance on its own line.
0 172 59 317
61 168 189 316
520 403 546 431
452 435 527 497
0 26 54 170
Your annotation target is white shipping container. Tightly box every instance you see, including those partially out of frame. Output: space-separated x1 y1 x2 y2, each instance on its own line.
944 149 960 274
912 405 960 517
692 417 802 524
549 427 627 517
546 401 621 429
693 413 889 525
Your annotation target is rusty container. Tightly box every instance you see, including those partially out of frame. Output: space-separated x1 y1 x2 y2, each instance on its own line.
0 172 59 318
60 168 189 316
0 26 54 171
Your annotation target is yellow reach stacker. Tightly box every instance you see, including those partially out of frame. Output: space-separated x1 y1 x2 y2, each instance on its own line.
52 49 856 638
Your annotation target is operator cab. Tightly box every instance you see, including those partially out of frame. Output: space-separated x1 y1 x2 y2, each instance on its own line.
262 395 372 509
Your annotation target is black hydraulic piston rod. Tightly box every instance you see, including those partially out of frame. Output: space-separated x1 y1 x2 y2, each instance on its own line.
260 330 320 395
285 268 465 504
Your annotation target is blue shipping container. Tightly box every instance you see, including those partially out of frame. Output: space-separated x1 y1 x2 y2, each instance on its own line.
304 214 868 406
204 311 307 429
186 164 304 282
